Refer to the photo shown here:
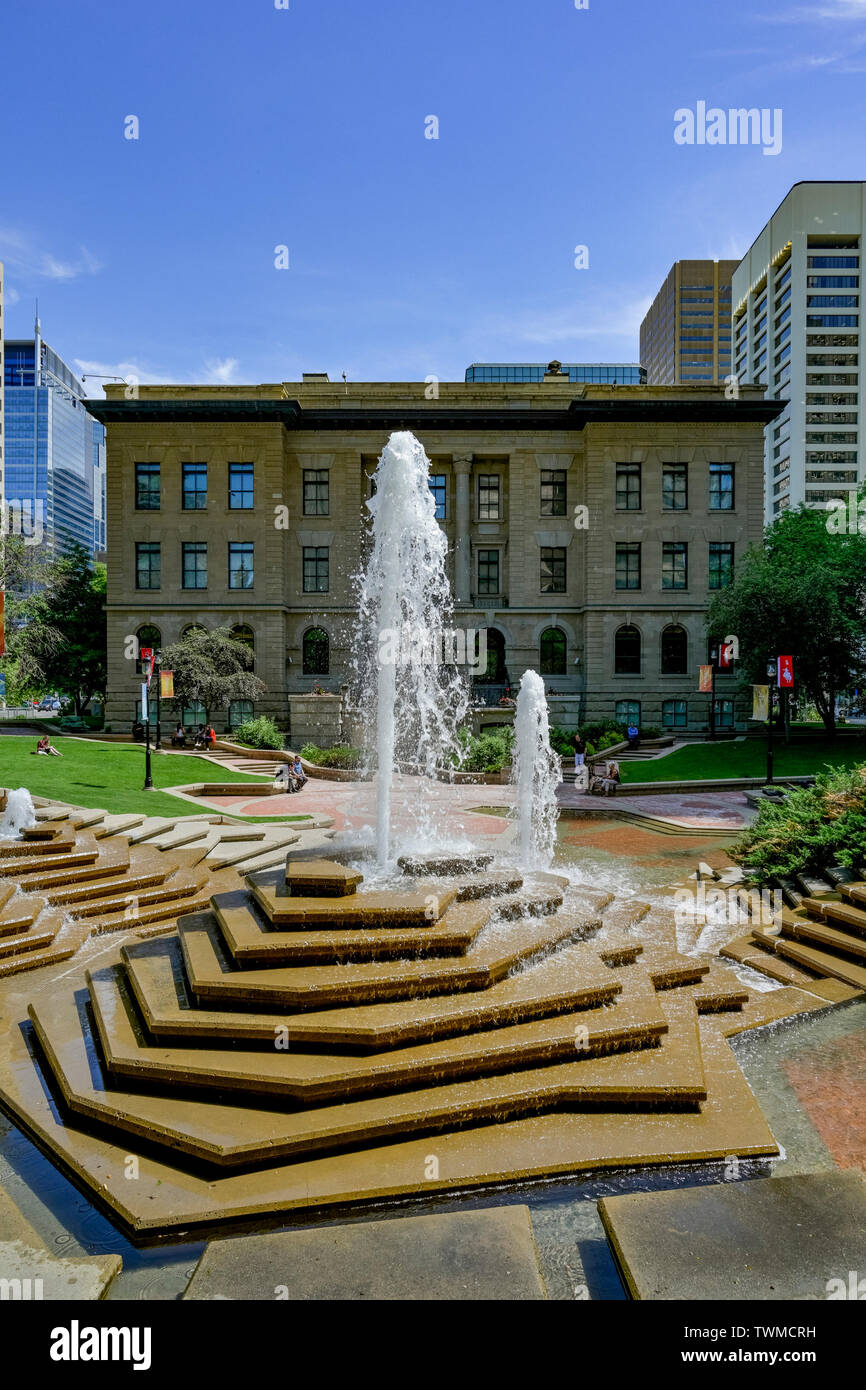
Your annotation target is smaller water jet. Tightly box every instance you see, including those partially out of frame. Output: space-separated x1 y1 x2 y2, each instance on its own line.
509 671 561 871
0 788 37 839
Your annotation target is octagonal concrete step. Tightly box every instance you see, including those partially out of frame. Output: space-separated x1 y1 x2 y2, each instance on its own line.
0 892 46 937
286 859 363 897
50 861 204 916
248 876 459 929
179 907 598 1011
803 896 866 941
0 843 100 879
34 978 701 1167
213 890 497 964
123 934 623 1050
784 909 866 961
0 908 67 960
84 961 674 1106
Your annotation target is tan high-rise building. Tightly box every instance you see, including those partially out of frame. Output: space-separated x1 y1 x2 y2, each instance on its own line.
89 374 779 739
641 260 739 386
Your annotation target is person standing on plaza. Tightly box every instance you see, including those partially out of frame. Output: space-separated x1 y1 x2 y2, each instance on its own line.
573 731 586 771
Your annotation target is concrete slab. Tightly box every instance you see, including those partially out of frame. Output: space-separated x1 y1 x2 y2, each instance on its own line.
0 1182 121 1300
598 1172 866 1301
183 1207 546 1301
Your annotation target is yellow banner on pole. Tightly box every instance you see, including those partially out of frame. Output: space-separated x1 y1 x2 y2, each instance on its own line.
752 685 769 721
160 671 174 699
698 665 714 694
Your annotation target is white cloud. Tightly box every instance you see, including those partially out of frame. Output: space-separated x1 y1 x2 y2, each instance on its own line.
204 356 240 384
4 284 21 305
758 0 866 20
73 358 178 396
0 228 102 282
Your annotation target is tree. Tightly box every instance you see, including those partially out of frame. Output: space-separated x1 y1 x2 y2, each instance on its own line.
1 542 106 712
160 626 266 722
707 493 866 735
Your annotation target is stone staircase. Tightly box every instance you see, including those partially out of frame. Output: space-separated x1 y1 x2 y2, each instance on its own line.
0 792 308 978
0 849 845 1238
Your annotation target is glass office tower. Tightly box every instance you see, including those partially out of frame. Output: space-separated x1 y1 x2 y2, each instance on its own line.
464 363 646 384
3 321 106 553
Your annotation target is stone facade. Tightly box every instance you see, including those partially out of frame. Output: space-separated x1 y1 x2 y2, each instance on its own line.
89 377 780 737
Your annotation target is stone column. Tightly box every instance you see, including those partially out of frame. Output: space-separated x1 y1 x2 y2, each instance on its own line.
453 454 473 604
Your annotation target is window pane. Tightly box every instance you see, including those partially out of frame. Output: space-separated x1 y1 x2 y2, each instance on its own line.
183 462 207 510
614 626 641 674
709 542 734 590
135 463 161 511
615 542 640 590
662 542 688 589
303 627 330 675
182 542 207 589
429 474 447 520
616 463 641 510
539 627 566 676
709 463 734 510
615 700 641 725
540 547 566 593
662 464 688 510
135 542 161 590
303 469 330 516
229 542 254 589
662 699 687 728
303 546 329 593
478 549 500 595
229 700 254 728
478 475 501 520
229 462 254 509
540 470 567 517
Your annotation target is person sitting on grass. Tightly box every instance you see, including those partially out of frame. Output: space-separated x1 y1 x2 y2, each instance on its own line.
36 734 62 757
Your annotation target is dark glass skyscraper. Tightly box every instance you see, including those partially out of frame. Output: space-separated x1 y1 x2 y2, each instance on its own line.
2 321 106 554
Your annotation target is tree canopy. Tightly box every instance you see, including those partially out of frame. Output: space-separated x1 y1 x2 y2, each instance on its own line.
707 492 866 733
160 626 266 720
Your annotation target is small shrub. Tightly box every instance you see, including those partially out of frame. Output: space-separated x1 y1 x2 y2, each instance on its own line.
732 764 866 885
232 716 284 750
301 743 364 769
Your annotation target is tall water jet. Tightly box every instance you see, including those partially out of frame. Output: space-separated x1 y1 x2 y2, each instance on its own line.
354 432 469 869
0 787 37 838
510 671 561 870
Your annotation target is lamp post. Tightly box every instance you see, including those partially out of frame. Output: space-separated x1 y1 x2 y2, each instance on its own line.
153 650 163 753
708 644 718 741
766 659 776 785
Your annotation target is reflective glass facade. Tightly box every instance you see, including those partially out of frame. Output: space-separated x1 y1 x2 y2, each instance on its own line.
3 334 106 554
464 363 646 384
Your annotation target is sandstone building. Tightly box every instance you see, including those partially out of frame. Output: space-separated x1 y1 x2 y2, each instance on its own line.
88 373 779 739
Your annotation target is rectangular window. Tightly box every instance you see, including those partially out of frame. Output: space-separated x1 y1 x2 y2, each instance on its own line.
662 463 688 511
478 474 501 520
182 462 207 510
709 463 734 510
616 463 641 510
709 541 734 590
229 462 254 510
615 542 641 590
540 469 567 517
135 542 161 590
615 700 641 727
540 547 566 594
182 542 207 589
228 542 254 589
662 542 688 590
135 463 160 511
478 549 500 595
229 700 254 728
303 469 329 516
303 546 329 593
662 699 687 729
714 698 735 729
429 474 447 520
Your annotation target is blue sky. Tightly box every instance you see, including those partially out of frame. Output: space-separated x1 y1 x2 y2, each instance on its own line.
2 0 865 390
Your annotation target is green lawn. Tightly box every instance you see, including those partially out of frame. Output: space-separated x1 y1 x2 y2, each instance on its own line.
0 736 301 817
619 737 866 784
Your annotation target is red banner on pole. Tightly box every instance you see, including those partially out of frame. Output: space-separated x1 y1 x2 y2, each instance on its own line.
777 656 794 688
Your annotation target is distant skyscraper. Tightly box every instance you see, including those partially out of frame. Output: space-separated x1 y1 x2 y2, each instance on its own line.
3 320 106 554
0 262 5 517
731 181 865 520
465 362 646 384
640 260 738 385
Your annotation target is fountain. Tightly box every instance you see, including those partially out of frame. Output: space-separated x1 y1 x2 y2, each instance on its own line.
510 671 562 871
0 787 37 838
354 431 469 869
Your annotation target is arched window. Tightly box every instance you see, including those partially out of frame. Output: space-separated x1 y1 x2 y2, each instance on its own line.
661 624 688 675
474 628 507 684
303 627 330 676
540 627 567 676
135 625 161 676
231 624 255 668
614 624 641 675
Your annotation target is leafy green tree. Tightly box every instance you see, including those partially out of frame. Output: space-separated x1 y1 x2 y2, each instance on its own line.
707 493 866 735
160 626 266 723
1 542 105 711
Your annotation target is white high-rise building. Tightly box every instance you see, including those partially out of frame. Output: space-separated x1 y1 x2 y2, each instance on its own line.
731 181 865 521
